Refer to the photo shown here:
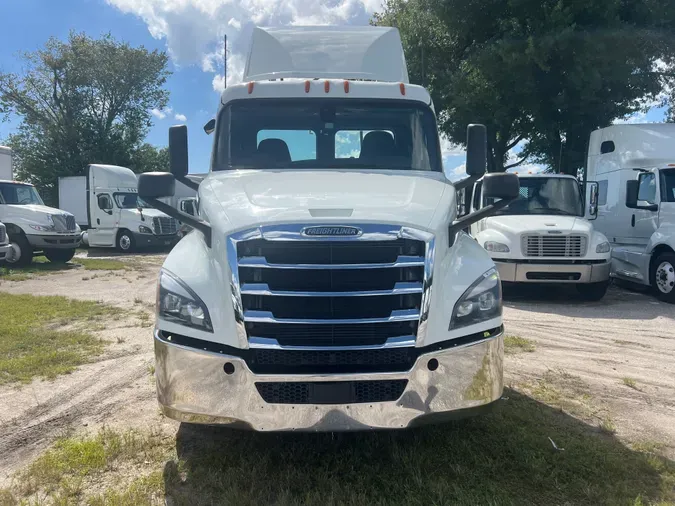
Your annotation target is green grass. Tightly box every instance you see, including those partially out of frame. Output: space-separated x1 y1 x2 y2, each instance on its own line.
2 391 674 505
504 335 536 354
0 293 119 384
0 256 133 281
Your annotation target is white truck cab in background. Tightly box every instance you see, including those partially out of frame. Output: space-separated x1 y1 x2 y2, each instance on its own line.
586 124 675 302
1 146 81 266
58 164 181 252
134 26 521 432
470 173 612 300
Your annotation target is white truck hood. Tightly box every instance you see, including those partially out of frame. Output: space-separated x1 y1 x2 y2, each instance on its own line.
200 170 450 231
1 204 74 224
484 214 593 235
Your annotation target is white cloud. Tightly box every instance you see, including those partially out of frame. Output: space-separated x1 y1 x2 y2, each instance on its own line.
175 113 188 121
151 106 173 119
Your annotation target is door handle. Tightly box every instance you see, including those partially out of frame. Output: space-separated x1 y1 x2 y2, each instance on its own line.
631 214 635 227
97 218 100 225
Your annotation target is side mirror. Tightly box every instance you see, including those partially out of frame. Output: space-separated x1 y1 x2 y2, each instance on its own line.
138 172 176 199
587 181 598 219
169 125 189 178
482 172 519 200
466 124 487 177
625 180 639 209
203 119 216 135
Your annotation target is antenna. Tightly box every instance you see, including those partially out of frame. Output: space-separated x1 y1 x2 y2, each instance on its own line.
223 34 227 89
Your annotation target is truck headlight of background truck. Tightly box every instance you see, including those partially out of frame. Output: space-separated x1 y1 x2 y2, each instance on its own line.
484 241 510 253
158 270 212 332
450 268 503 329
138 225 153 234
596 241 611 253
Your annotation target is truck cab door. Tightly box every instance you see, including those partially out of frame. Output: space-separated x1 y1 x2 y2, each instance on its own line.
88 193 116 247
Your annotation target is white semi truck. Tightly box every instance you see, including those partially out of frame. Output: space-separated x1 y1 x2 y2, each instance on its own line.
1 146 81 266
586 123 675 302
58 164 181 252
469 173 612 300
136 26 520 431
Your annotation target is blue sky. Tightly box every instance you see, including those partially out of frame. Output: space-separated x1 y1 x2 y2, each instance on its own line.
0 0 670 179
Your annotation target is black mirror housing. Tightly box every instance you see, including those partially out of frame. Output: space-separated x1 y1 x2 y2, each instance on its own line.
138 172 176 199
169 125 189 178
466 124 487 177
626 180 639 209
203 119 216 135
482 173 519 200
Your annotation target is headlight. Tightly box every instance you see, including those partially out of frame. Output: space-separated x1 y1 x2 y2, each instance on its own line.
29 224 55 232
158 270 213 332
596 241 611 253
138 225 153 234
484 241 510 253
449 268 502 330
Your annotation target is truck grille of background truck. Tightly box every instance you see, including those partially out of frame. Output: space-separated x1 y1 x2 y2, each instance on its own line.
521 234 587 257
153 216 178 235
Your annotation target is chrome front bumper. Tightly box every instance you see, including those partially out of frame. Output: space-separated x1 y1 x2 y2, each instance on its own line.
154 330 503 431
495 260 611 283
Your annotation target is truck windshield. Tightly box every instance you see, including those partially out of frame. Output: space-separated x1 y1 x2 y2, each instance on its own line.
662 169 675 203
488 177 583 216
0 183 44 205
214 99 442 172
114 193 152 209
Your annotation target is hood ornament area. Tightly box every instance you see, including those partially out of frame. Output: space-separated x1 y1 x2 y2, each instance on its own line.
302 226 362 237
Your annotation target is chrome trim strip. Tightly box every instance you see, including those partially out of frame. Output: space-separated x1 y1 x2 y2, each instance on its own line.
247 335 416 350
240 281 423 297
260 223 402 242
243 309 420 325
237 255 425 270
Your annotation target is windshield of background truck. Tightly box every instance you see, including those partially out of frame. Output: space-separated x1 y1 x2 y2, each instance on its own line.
488 177 583 216
662 169 675 202
0 183 44 205
114 193 152 209
214 99 442 172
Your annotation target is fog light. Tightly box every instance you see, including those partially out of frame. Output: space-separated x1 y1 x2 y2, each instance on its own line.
427 358 439 371
223 363 235 375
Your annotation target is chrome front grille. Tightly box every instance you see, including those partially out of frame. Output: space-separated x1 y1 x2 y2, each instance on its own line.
51 214 77 232
521 234 587 257
153 217 178 235
0 225 6 243
228 225 434 348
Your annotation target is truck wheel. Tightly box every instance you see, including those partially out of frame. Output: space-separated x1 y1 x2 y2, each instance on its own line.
116 230 135 253
576 281 609 301
651 252 675 303
44 248 76 264
5 234 33 267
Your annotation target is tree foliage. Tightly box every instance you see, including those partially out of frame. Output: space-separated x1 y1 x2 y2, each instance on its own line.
373 0 675 174
0 33 170 204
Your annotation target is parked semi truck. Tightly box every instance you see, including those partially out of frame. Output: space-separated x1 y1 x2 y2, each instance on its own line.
58 164 181 252
586 123 675 302
1 146 81 265
136 26 520 431
469 173 612 300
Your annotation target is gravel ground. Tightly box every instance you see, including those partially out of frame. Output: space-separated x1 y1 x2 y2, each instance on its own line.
0 253 673 485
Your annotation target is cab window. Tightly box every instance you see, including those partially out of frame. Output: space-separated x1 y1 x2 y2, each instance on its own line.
637 173 656 203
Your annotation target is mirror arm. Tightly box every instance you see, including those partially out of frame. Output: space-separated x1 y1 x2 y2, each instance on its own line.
145 197 212 248
177 176 200 192
448 198 513 246
453 175 480 191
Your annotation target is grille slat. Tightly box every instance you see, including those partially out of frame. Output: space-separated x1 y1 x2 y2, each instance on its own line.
51 214 77 232
521 235 587 257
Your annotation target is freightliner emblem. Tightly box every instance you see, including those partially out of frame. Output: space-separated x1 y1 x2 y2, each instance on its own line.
302 226 362 237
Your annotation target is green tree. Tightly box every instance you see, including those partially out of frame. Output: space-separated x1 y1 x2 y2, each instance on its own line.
374 0 675 174
0 33 170 204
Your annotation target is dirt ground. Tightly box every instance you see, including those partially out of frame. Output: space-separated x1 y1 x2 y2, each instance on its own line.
0 252 673 486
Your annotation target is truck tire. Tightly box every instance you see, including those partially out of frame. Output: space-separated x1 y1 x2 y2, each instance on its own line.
116 230 135 253
651 252 675 303
44 248 76 264
576 281 609 301
5 233 33 267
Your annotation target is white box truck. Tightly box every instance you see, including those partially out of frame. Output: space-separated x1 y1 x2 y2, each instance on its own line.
58 164 181 252
134 26 521 431
586 123 675 302
1 146 81 266
469 173 612 300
